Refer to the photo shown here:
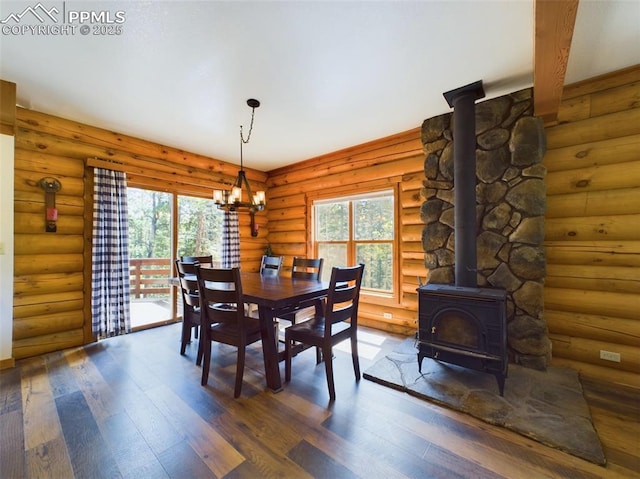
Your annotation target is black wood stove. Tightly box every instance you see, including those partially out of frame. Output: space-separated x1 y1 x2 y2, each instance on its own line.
417 80 508 396
417 284 507 395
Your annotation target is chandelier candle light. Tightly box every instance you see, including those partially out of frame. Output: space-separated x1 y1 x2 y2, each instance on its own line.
213 98 266 237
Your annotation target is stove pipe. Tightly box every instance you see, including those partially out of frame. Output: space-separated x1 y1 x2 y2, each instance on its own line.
443 81 485 288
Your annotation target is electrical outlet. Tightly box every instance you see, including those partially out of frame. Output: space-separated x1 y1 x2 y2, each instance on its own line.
383 312 392 319
599 350 621 362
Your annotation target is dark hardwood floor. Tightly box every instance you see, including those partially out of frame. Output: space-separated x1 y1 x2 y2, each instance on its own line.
1 323 637 478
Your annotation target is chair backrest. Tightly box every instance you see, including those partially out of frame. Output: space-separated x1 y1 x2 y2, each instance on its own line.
176 260 198 275
175 260 200 310
195 266 245 328
291 257 323 281
324 264 365 335
181 255 213 265
260 255 283 277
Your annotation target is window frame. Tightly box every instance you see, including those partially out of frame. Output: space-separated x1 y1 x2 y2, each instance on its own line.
309 183 400 305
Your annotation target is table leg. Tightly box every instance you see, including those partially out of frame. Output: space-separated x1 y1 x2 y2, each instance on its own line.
258 306 282 392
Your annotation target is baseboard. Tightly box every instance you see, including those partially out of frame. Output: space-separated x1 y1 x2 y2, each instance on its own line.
0 357 15 369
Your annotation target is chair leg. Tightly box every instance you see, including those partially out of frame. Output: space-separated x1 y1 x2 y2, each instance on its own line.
200 331 211 386
323 346 336 401
196 333 204 366
234 343 246 398
351 333 361 380
180 319 191 355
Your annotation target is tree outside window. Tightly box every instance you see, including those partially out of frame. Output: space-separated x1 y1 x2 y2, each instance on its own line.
314 190 395 295
127 189 223 262
128 188 172 259
177 195 223 264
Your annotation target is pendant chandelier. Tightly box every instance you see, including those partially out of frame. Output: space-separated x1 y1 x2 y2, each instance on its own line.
213 98 265 237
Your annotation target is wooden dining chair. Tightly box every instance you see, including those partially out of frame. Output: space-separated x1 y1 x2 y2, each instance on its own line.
277 257 325 359
245 255 284 318
277 257 324 328
181 255 213 265
248 255 285 319
260 255 283 277
196 266 262 398
175 260 203 363
291 257 323 281
284 264 365 401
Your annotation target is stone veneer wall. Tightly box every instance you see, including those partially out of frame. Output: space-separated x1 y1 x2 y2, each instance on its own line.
420 88 551 370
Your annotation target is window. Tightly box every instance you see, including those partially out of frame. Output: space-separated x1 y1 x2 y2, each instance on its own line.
127 189 223 263
177 195 223 265
314 189 395 297
128 188 172 260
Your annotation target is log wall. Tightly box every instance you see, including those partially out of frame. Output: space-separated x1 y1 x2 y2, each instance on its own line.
266 129 426 335
13 109 268 359
543 65 640 389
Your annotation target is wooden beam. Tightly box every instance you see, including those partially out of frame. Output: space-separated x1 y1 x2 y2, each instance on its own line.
0 79 16 136
534 0 579 124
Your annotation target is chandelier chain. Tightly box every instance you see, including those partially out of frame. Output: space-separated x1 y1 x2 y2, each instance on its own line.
240 106 256 144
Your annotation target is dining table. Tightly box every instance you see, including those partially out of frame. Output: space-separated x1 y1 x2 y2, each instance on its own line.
240 271 329 392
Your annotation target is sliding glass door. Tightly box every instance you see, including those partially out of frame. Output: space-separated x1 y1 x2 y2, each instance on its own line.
127 187 173 330
126 187 223 330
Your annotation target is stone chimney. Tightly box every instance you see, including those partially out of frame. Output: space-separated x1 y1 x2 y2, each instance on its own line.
420 88 551 370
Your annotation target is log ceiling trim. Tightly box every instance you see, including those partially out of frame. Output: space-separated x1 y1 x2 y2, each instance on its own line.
534 0 579 124
561 64 640 100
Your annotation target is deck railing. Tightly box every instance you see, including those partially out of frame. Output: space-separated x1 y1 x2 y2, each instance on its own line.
129 258 172 298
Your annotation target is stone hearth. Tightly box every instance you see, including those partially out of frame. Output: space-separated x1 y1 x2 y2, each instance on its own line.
420 88 551 369
364 338 606 465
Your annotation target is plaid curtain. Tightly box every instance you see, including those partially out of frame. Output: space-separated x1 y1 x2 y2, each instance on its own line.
222 210 240 268
91 168 131 338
